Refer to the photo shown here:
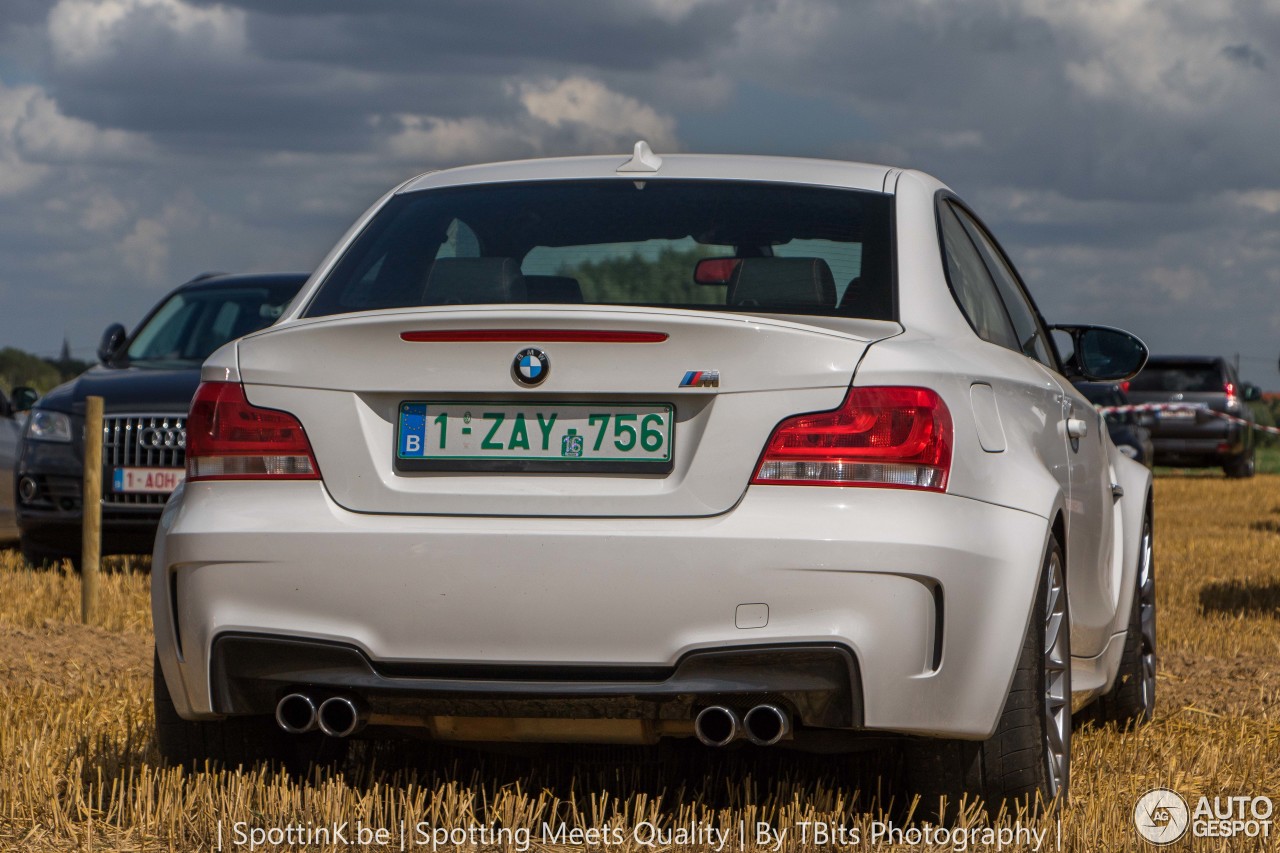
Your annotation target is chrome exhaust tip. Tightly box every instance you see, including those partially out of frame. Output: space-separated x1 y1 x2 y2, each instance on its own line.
743 704 791 746
694 705 741 747
275 693 318 734
316 695 366 738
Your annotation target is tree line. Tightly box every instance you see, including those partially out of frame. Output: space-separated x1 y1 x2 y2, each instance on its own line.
0 347 90 395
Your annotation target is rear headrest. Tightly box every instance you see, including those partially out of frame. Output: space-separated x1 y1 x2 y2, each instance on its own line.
421 258 526 305
524 275 584 304
726 258 836 309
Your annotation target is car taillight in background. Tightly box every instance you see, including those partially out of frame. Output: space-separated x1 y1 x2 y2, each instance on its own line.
1224 381 1238 405
752 386 953 491
186 382 320 481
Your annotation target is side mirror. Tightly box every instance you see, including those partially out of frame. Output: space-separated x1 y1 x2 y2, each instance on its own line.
11 386 38 412
98 323 127 364
1050 324 1148 382
1243 382 1262 403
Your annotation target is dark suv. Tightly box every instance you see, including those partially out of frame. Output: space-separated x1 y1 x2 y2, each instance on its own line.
1127 355 1261 477
1074 381 1155 468
14 272 308 566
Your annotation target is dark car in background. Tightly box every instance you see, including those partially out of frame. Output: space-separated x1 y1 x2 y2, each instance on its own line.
1127 355 1261 478
0 388 21 543
15 273 309 566
1074 381 1155 469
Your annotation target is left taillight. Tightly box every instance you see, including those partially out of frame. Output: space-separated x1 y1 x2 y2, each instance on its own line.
751 386 953 491
186 382 320 481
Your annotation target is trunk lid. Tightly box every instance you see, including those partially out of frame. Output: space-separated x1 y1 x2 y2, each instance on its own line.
236 306 899 517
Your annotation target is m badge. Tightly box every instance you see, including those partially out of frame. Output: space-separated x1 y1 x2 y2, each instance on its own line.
679 370 719 388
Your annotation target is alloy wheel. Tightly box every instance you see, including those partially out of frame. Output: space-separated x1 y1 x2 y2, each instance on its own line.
1043 550 1070 795
1138 515 1156 717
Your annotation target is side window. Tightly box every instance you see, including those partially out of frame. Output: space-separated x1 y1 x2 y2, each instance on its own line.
952 203 1057 370
938 202 1019 350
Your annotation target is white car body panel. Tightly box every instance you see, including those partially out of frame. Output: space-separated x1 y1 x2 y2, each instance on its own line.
154 480 1048 737
235 309 899 518
154 151 1152 747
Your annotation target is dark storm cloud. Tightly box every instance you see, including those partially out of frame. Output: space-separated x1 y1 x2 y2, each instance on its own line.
234 0 743 74
718 0 1280 203
41 0 739 154
1221 43 1266 70
1 0 1278 378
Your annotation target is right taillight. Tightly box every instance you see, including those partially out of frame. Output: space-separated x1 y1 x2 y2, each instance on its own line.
186 382 320 481
751 386 952 491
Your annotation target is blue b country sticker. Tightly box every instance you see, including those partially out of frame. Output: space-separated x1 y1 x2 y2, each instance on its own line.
399 403 427 457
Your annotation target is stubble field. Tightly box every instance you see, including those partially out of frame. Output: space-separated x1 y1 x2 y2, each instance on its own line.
1 475 1278 851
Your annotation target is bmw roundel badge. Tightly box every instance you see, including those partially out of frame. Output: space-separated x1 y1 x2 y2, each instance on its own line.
513 347 549 386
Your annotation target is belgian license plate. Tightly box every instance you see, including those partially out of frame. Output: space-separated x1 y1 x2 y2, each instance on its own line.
395 401 674 473
113 467 185 494
1160 408 1197 420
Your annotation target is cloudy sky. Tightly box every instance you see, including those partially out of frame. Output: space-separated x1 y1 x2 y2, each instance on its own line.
2 0 1278 384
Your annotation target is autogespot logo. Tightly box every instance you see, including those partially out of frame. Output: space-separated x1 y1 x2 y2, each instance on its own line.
1134 788 1189 845
1135 788 1275 844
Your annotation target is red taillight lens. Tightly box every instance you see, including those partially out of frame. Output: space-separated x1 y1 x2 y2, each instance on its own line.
186 382 320 481
1225 381 1237 403
751 386 952 491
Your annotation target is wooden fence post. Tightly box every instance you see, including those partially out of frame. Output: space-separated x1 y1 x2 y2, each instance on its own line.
82 395 103 623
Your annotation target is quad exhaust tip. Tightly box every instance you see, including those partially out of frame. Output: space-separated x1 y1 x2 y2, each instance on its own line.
694 705 741 747
743 704 791 746
695 704 792 747
275 693 318 734
316 695 366 738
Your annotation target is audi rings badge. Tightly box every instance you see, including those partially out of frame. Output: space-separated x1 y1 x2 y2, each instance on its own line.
138 426 186 449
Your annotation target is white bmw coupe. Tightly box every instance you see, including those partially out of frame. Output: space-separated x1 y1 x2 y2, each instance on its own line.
153 144 1155 813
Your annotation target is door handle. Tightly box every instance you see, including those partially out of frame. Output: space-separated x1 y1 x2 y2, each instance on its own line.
1066 418 1089 439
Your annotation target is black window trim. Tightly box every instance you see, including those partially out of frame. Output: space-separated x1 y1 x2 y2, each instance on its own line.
934 190 1065 375
933 191 1022 351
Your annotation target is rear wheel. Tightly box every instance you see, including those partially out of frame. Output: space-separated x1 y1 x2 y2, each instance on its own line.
906 535 1070 819
1091 506 1155 726
153 652 345 772
1223 448 1255 479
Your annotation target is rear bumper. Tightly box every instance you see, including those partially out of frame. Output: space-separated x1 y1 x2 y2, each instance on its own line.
210 634 861 729
1151 433 1247 465
153 481 1050 739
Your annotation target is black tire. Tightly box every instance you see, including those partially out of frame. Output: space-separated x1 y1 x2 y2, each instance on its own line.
1223 448 1255 479
153 652 346 773
1091 506 1155 727
905 536 1070 820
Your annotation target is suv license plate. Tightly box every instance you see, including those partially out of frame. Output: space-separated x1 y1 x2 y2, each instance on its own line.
113 467 185 494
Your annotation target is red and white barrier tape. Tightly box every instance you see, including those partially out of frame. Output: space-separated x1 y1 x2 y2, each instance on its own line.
1096 402 1280 436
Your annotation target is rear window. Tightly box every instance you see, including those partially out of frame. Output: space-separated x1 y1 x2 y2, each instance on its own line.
304 180 895 320
1129 362 1224 393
